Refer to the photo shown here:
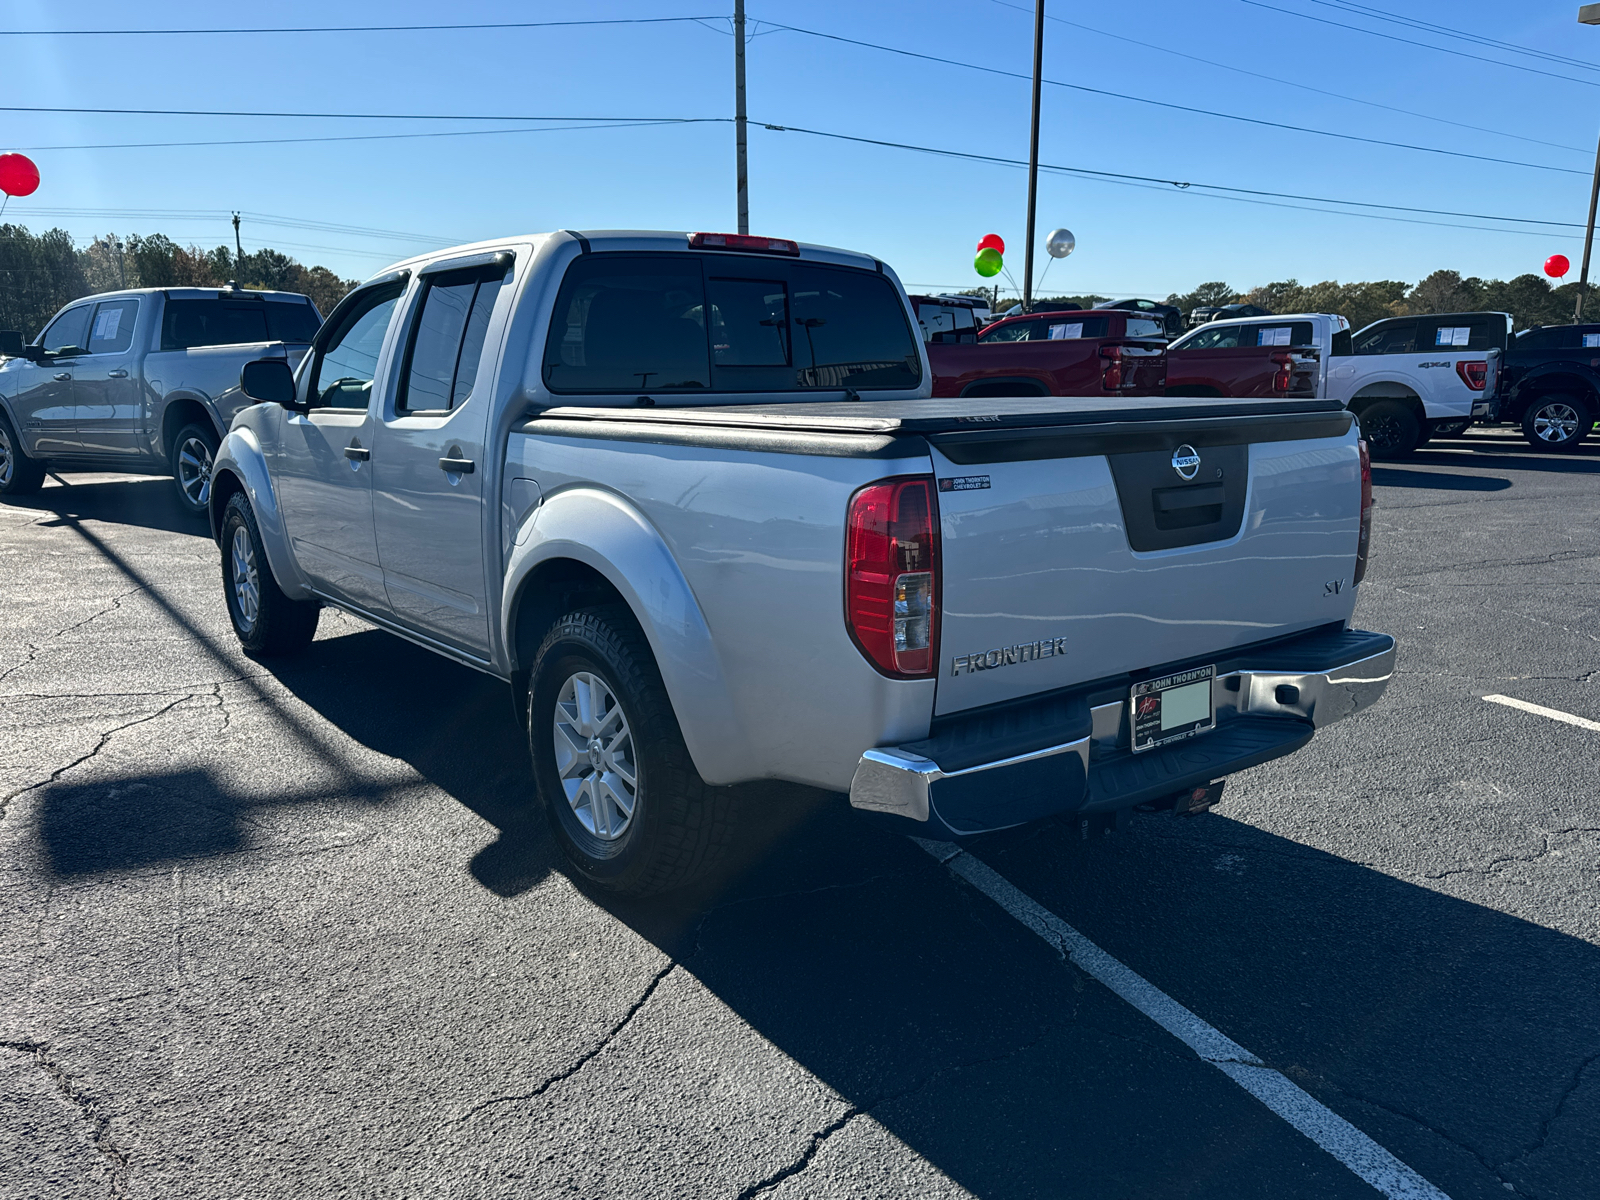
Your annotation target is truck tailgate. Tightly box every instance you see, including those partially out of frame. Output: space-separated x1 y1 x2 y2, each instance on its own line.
929 406 1360 714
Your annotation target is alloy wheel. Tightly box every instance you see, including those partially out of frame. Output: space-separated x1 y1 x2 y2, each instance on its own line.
0 427 12 487
230 525 260 632
177 436 214 507
1532 402 1581 444
552 670 639 840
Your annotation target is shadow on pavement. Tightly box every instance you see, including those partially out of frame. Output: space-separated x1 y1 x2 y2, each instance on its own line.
1371 468 1512 491
4 474 206 538
31 623 1600 1200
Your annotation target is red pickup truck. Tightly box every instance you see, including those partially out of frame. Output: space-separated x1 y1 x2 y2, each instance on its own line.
927 309 1167 398
1164 314 1345 399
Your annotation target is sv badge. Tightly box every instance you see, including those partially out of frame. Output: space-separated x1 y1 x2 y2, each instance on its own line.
1324 579 1344 595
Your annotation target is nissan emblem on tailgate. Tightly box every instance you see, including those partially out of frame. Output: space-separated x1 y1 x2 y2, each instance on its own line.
1171 444 1201 480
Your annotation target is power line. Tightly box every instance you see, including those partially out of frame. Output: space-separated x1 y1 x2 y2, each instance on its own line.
1308 0 1600 73
0 16 722 37
1236 0 1600 87
0 104 721 124
756 122 1584 238
10 118 725 155
985 0 1588 156
758 21 1588 176
7 206 458 243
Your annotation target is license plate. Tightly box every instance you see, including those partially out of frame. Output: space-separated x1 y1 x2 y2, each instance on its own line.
1130 665 1216 754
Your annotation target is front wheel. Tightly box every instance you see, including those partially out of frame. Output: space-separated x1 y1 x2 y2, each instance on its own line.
528 606 736 895
0 409 47 498
1357 400 1422 460
220 492 320 657
1521 394 1590 452
171 422 220 516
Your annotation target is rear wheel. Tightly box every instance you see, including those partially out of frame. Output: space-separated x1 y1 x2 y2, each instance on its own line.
0 409 46 498
528 605 736 895
1521 394 1590 452
220 492 320 656
1357 400 1422 460
171 422 219 516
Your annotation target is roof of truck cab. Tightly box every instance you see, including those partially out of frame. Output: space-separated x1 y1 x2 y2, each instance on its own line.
372 230 885 280
54 287 313 303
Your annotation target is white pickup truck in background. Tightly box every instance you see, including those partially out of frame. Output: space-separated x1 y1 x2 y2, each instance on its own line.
1326 311 1507 458
210 229 1395 895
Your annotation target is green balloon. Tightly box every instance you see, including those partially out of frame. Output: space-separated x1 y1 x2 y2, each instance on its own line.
974 247 1003 277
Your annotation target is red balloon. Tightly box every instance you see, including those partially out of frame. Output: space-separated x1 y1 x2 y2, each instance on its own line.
976 233 1005 255
1545 254 1570 279
0 153 39 198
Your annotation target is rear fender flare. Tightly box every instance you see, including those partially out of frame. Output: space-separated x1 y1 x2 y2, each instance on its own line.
1509 363 1600 411
502 486 749 786
208 426 313 600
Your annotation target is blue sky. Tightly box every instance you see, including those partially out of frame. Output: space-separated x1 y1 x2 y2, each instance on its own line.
3 0 1598 302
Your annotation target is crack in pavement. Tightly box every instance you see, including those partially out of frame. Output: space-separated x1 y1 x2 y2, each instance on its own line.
1 1039 132 1197
0 694 198 823
453 959 678 1122
1492 1048 1600 1177
1425 827 1600 882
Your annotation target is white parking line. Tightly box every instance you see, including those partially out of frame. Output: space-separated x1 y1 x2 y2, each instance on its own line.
1483 693 1600 733
914 839 1451 1200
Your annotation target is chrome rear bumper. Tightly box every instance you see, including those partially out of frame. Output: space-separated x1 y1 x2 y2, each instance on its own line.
850 630 1395 828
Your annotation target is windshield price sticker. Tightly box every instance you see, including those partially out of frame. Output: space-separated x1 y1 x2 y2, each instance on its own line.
1436 326 1471 347
1257 326 1291 346
1130 664 1216 754
1047 322 1085 340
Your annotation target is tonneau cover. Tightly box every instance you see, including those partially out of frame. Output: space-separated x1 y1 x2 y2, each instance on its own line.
527 396 1347 437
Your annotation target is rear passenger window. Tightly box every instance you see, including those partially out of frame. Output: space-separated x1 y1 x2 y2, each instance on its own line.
1354 322 1416 354
1182 323 1244 350
87 299 139 354
398 266 507 412
543 253 920 394
1254 322 1313 347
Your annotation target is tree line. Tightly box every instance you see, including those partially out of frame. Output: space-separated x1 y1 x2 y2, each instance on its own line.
0 225 359 341
1166 270 1587 333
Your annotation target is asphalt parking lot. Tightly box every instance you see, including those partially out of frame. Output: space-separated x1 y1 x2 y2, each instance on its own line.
2 425 1597 1200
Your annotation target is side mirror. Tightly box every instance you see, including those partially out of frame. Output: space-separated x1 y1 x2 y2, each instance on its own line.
0 331 23 359
240 358 299 408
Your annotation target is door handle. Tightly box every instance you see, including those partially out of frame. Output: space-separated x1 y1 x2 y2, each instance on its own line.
438 456 475 474
107 368 129 378
344 445 370 461
52 372 72 381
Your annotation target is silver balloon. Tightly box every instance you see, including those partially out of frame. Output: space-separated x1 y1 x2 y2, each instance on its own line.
1046 228 1075 259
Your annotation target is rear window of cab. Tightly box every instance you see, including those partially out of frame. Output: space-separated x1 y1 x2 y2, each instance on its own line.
541 252 922 394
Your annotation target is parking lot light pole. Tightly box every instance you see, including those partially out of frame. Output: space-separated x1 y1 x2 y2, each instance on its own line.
1022 0 1044 313
1576 5 1600 320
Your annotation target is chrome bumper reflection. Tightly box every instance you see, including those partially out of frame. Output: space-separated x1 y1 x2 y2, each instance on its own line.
849 639 1395 823
848 736 1090 825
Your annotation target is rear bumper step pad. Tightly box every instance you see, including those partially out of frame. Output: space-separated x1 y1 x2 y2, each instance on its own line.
850 628 1394 837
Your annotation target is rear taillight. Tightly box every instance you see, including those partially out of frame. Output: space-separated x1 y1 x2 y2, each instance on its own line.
845 476 939 677
1271 351 1294 392
1456 360 1488 390
1354 439 1373 585
688 231 800 255
1100 343 1125 390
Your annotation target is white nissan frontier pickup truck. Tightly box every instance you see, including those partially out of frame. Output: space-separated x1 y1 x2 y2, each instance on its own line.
210 230 1395 895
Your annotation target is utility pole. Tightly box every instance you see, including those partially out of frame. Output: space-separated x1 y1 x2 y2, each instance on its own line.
1577 6 1600 319
1022 0 1044 313
734 0 749 235
232 212 244 283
